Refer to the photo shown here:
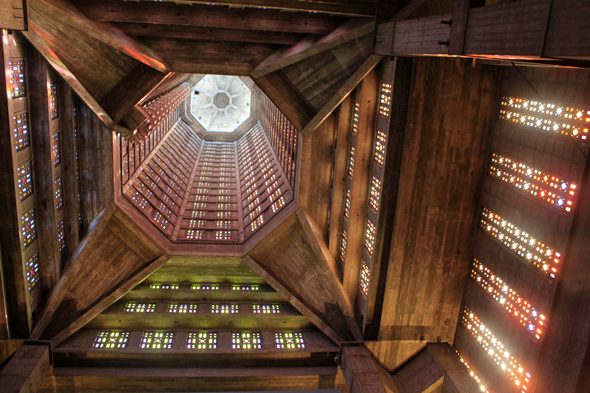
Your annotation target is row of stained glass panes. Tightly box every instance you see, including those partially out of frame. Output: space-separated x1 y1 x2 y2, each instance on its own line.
150 284 259 290
94 331 305 350
344 81 392 300
458 96 590 393
124 302 280 314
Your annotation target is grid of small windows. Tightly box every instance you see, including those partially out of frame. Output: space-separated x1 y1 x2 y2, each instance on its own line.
154 284 180 290
347 146 355 179
183 141 238 242
360 260 371 298
93 331 130 348
461 307 530 392
215 230 231 240
480 207 560 278
369 176 381 213
168 303 198 313
17 161 33 200
364 219 376 255
192 284 220 290
211 304 239 314
274 332 305 349
232 332 262 349
260 95 298 188
25 253 40 290
187 332 217 349
186 229 203 240
131 191 148 209
250 215 264 232
232 285 259 291
124 302 156 313
140 332 174 349
490 153 576 212
51 131 61 166
8 60 26 98
374 131 386 166
271 196 285 213
471 258 546 340
499 96 590 139
456 351 489 393
339 230 348 262
49 84 58 119
125 121 202 238
21 208 37 248
352 102 360 134
55 177 63 209
379 83 392 117
57 220 66 251
13 112 29 151
344 188 352 220
253 304 280 314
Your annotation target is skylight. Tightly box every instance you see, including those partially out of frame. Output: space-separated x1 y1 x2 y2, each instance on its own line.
191 75 251 132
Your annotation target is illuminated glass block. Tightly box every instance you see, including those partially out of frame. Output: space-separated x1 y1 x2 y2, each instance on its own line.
471 258 546 339
339 230 347 262
253 304 280 314
215 230 231 240
17 161 33 200
26 253 40 291
191 284 219 290
271 196 285 213
490 153 576 212
499 96 590 140
250 215 264 232
344 188 352 220
374 131 386 166
57 220 66 251
352 102 360 134
93 331 129 349
232 285 259 291
480 207 560 278
140 331 174 349
348 146 355 179
13 112 29 151
211 304 238 314
168 303 197 313
360 260 370 298
364 219 376 255
186 229 203 240
379 82 392 117
8 60 26 98
55 177 63 209
275 332 305 349
21 208 37 248
187 332 217 349
456 351 489 393
51 131 61 166
231 332 262 349
125 303 156 313
191 210 207 218
369 176 381 213
461 307 530 392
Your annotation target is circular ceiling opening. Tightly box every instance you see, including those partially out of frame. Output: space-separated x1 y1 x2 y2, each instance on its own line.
191 75 252 133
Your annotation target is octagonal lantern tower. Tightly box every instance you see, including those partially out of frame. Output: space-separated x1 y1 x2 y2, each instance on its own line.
191 75 252 133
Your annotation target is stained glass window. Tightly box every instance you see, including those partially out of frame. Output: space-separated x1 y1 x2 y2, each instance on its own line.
93 331 130 348
186 332 217 349
274 332 305 349
140 331 174 349
231 332 261 349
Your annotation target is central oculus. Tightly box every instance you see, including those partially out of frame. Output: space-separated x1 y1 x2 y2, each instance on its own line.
191 75 252 133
